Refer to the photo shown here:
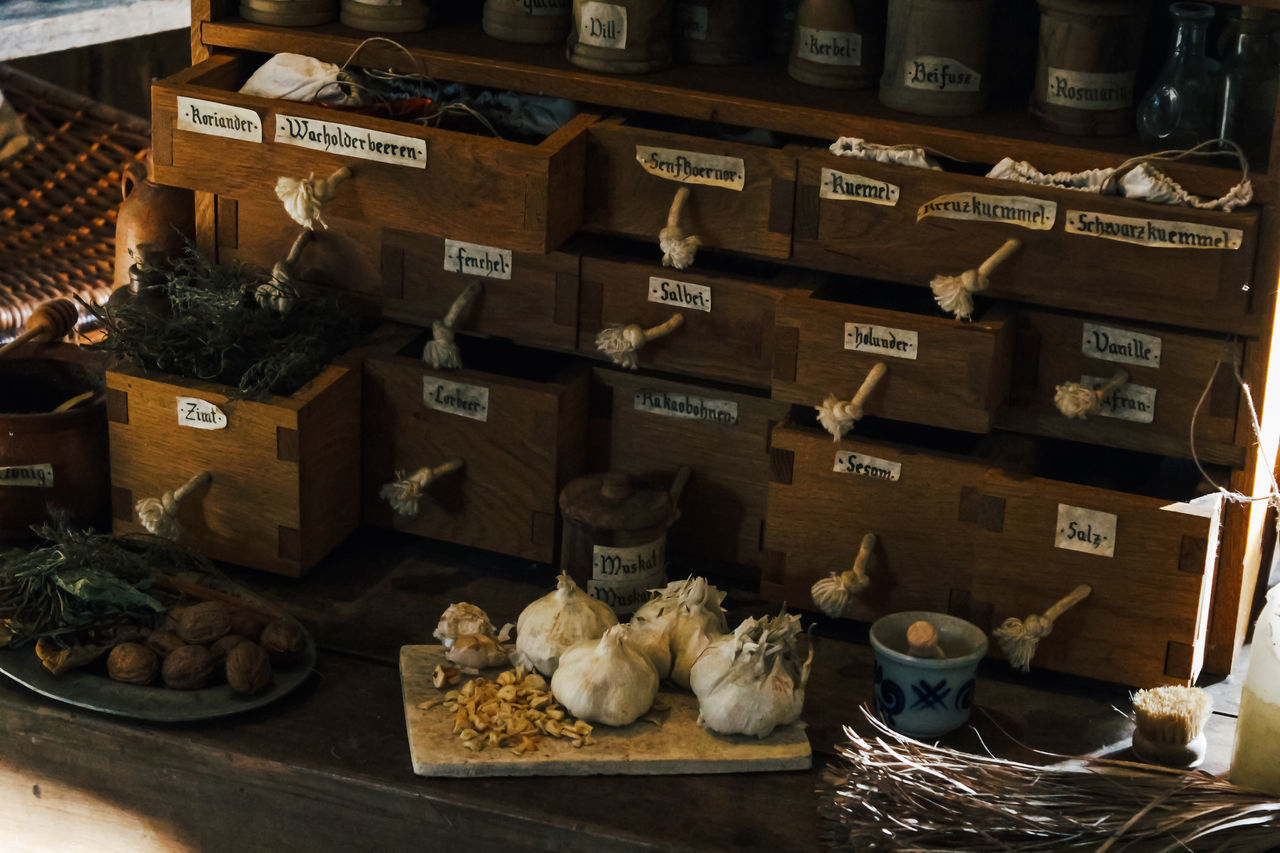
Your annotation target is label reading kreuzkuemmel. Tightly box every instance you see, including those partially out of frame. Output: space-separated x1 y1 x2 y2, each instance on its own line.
1081 375 1157 424
177 397 228 430
0 464 53 488
918 192 1057 230
635 145 746 191
796 26 863 66
275 114 426 169
844 323 918 360
1055 503 1117 557
820 168 899 206
1081 322 1162 369
176 96 262 143
578 1 627 48
1065 210 1243 250
648 276 711 312
1045 68 1135 111
443 239 512 280
904 56 981 92
634 390 738 425
423 377 490 422
588 537 666 614
833 450 901 482
675 3 708 39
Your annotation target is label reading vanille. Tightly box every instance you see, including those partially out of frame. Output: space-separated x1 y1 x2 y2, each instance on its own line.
795 26 863 66
176 96 262 143
1065 210 1243 250
634 390 738 425
1055 503 1117 557
904 56 981 92
442 239 512 280
820 168 899 206
588 537 666 614
675 3 708 39
0 464 53 488
844 323 918 360
423 377 490 422
176 397 228 430
275 114 426 169
1080 375 1157 424
648 276 711 312
578 1 627 48
918 192 1057 230
833 450 901 482
635 145 746 190
1045 68 1135 111
1080 322 1162 369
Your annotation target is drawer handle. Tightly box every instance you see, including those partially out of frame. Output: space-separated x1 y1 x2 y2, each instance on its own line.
817 362 888 440
135 470 212 541
423 281 483 370
993 583 1092 672
257 228 313 314
1053 370 1129 420
380 459 466 517
810 532 876 618
930 238 1021 321
596 312 685 370
660 186 701 271
276 166 352 231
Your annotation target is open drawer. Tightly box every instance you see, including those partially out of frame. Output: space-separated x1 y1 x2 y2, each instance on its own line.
151 54 596 254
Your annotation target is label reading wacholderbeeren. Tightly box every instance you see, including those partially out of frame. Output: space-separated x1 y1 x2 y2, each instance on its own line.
796 26 863 66
423 377 490 422
275 114 425 169
1081 322 1162 369
634 390 738 425
1065 210 1243 250
0 464 53 488
917 192 1057 231
904 56 982 92
578 1 627 48
844 323 918 360
648 276 711 312
1045 68 1135 111
833 450 901 482
443 239 512 280
820 168 899 206
635 145 746 191
177 96 262 143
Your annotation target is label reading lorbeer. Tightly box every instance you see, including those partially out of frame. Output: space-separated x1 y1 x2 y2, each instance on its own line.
275 115 425 168
1080 375 1157 424
1055 503 1117 557
635 145 746 190
1081 323 1162 369
176 96 262 143
1045 68 1135 111
0 464 53 488
442 239 512 280
795 26 863 66
675 3 708 39
648 276 711 312
844 323 918 360
917 192 1057 230
423 377 490 422
904 56 981 92
1065 210 1243 250
588 537 666 614
578 1 627 48
820 168 899 206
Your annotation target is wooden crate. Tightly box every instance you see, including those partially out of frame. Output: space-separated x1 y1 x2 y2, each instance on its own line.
106 361 360 577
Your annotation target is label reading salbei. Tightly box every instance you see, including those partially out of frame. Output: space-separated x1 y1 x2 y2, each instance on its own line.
635 145 746 190
820 168 899 206
578 1 627 48
1045 68 1135 110
648 276 711 312
795 26 863 66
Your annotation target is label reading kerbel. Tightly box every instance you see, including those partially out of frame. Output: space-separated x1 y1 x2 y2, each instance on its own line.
1055 503 1117 557
635 145 745 191
176 397 228 430
423 377 490 422
1045 68 1135 110
588 537 666 615
442 239 512 280
176 96 262 143
0 464 53 488
820 168 899 206
918 192 1057 231
1065 210 1243 250
1081 375 1157 424
844 323 918 360
634 390 737 425
833 450 901 482
675 3 708 39
648 276 711 312
1081 322 1162 369
578 1 627 48
275 114 425 169
905 56 982 92
796 26 863 66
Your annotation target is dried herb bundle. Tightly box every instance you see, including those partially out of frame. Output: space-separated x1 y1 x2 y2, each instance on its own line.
821 706 1280 852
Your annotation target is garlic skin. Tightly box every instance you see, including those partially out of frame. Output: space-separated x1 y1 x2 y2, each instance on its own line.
433 602 495 650
550 624 659 726
512 573 618 676
627 604 674 679
634 576 729 689
445 632 509 669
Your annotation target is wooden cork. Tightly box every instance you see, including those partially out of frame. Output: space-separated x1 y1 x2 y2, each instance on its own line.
907 620 945 658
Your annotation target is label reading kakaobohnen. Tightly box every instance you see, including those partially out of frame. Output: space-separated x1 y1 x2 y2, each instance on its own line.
635 145 746 190
578 1 627 48
634 390 738 425
648 276 711 312
588 537 666 614
1045 68 1136 111
820 168 899 206
795 26 863 66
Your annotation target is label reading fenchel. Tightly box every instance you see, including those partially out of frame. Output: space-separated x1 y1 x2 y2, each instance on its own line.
1045 68 1135 111
0 464 53 488
648 276 711 312
588 537 666 615
675 3 708 39
796 26 863 66
905 56 982 92
820 168 899 206
578 1 627 48
423 377 490 422
1081 375 1157 424
442 239 512 280
1055 503 1117 557
1065 210 1243 250
177 397 228 430
635 145 746 191
275 114 426 169
918 192 1057 230
634 390 738 425
833 450 902 482
844 323 919 360
176 96 262 143
1081 322 1162 369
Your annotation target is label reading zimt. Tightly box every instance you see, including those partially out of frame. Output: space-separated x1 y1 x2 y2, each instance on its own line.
648 276 711 312
904 56 981 92
675 3 708 39
423 377 490 422
820 168 899 206
588 537 666 615
1055 503 1117 557
1081 322 1162 369
1065 210 1243 250
634 390 738 425
635 145 746 191
917 192 1057 230
275 114 425 169
443 239 512 280
176 397 228 430
796 26 863 66
0 464 53 488
1045 68 1135 111
833 450 901 482
578 1 627 48
176 96 262 143
844 323 918 360
1080 375 1157 424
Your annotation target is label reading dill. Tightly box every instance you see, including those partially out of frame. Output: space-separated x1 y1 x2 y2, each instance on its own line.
275 114 426 169
442 239 512 280
634 390 738 425
589 537 666 615
176 96 262 143
675 3 708 39
1065 211 1243 250
648 276 711 312
833 450 901 482
917 192 1057 230
1079 375 1157 424
635 145 746 191
796 27 863 66
578 1 627 48
423 377 490 422
1055 503 1117 557
0 464 53 488
1045 68 1135 111
1081 323 1162 369
177 397 228 430
820 168 899 206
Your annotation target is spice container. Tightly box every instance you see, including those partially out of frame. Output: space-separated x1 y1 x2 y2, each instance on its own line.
1032 0 1146 136
675 0 766 65
770 0 800 56
1136 2 1216 148
567 0 675 74
484 0 572 43
1230 585 1280 794
340 0 429 32
240 0 337 25
879 0 993 116
788 0 886 89
870 610 988 737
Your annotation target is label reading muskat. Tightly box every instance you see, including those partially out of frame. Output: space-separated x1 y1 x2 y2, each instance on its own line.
917 192 1057 230
1081 322 1162 369
844 323 918 360
635 145 746 191
423 377 490 422
1055 503 1117 557
176 96 262 143
578 1 627 48
275 114 426 169
795 26 863 66
648 276 711 312
443 239 512 280
589 537 666 615
1065 210 1243 250
820 168 899 206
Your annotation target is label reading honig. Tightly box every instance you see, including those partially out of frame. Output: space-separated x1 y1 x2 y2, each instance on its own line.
176 96 262 143
820 168 899 206
833 450 902 482
588 537 666 615
1081 322 1162 369
917 192 1057 230
176 397 228 430
796 26 863 66
675 3 708 39
1065 210 1243 250
578 1 627 48
423 377 490 422
1055 503 1117 557
442 239 512 280
904 56 982 92
844 323 918 360
275 114 425 169
634 390 738 425
1045 68 1136 111
648 276 711 312
1080 375 1157 424
635 145 746 190
0 464 53 488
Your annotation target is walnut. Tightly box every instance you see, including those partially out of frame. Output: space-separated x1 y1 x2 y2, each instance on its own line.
227 609 266 642
210 634 248 662
225 642 273 696
146 628 186 658
259 619 307 667
161 644 216 690
175 601 232 645
107 642 159 685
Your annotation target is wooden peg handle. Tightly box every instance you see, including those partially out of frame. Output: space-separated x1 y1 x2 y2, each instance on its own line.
907 620 945 659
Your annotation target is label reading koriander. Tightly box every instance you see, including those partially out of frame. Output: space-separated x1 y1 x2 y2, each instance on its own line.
1081 322 1162 369
423 377 490 422
634 390 738 425
578 1 627 48
635 145 746 191
588 537 666 614
1055 503 1117 558
1065 210 1243 250
1045 68 1135 111
904 56 981 92
648 276 711 312
1080 375 1157 424
0 464 53 488
833 450 902 482
917 192 1057 230
442 239 512 280
176 397 228 430
176 96 262 143
675 3 708 39
820 168 899 206
522 0 569 15
844 322 918 360
275 114 426 169
796 26 863 66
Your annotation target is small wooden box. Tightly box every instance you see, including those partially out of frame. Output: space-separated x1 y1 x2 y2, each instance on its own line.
106 361 360 577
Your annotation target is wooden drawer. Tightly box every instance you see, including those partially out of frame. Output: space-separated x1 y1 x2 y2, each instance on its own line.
999 309 1244 466
589 368 789 571
790 147 1261 334
772 284 1014 433
584 117 795 260
361 326 589 563
152 54 595 254
577 253 785 388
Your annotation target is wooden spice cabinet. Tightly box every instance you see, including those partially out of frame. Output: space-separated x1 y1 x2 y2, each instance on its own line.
158 0 1280 686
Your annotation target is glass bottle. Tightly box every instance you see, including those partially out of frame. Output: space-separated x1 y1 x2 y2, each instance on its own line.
1230 585 1280 794
1215 8 1278 167
1137 2 1216 148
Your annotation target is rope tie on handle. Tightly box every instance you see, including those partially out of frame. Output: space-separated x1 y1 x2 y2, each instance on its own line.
596 312 685 370
0 298 80 358
659 186 701 270
275 166 353 230
380 459 465 516
1054 370 1128 420
423 281 482 370
810 532 876 618
930 238 1021 321
993 584 1092 672
816 362 887 441
135 471 212 541
256 229 314 314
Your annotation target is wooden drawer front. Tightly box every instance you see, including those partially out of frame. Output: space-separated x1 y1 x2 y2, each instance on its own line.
590 368 788 570
578 255 782 388
999 310 1244 466
152 54 594 254
584 119 795 259
362 328 589 563
791 149 1260 334
772 289 1014 433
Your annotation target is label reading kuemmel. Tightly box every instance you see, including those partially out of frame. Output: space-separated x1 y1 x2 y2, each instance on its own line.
844 322 918 360
1055 503 1117 557
796 26 863 66
443 239 512 280
0 464 53 488
275 114 425 169
675 3 708 39
635 145 746 191
918 192 1057 230
634 390 738 425
588 537 666 615
820 168 899 206
177 397 228 430
176 96 262 143
578 1 627 48
1080 375 1157 424
1065 210 1243 250
648 276 711 312
523 0 570 14
1081 322 1162 369
1045 68 1135 111
905 56 982 92
833 450 901 482
423 377 490 422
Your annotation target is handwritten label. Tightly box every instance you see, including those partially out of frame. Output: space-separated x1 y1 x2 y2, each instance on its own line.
423 377 490 422
833 450 902 482
1080 375 1157 424
1081 322 1162 369
1065 210 1243 250
1055 503 1117 557
675 2 708 39
1045 68 1135 111
647 276 711 312
275 114 426 169
820 168 899 206
176 397 228 430
588 537 666 615
918 192 1057 230
635 145 745 191
0 464 53 488
634 390 738 425
578 1 627 48
905 56 982 92
844 323 918 360
442 239 512 280
522 0 569 15
176 96 262 143
796 26 863 66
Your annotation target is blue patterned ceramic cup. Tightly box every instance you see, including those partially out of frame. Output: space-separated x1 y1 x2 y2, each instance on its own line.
870 611 988 738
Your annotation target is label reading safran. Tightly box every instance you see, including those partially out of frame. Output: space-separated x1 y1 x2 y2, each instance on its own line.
443 239 512 280
820 168 899 206
1065 211 1242 250
1081 322 1161 369
1080 375 1157 424
579 1 627 48
845 323 918 360
1055 503 1117 557
648 276 711 312
176 96 262 143
634 390 738 425
918 192 1056 230
635 146 746 190
275 115 426 169
0 464 53 488
177 397 228 430
423 377 490 422
833 450 901 482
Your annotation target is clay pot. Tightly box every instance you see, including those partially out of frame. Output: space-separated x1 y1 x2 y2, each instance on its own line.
788 0 886 88
675 0 766 65
567 0 675 74
484 0 572 43
113 156 194 294
879 0 994 116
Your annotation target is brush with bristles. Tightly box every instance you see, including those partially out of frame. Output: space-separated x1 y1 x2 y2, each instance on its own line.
1130 685 1213 768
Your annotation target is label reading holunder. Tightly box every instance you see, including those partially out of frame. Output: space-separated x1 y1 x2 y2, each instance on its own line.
648 276 711 312
1045 68 1135 111
423 377 490 422
0 464 53 488
796 26 863 66
1081 322 1162 369
675 3 708 39
1065 210 1243 250
176 96 262 143
918 192 1057 230
1055 503 1117 557
442 239 512 280
588 537 666 614
275 114 426 169
578 1 627 48
844 322 918 360
634 390 738 425
1080 375 1157 424
820 168 899 206
635 145 745 191
833 450 901 482
177 396 228 430
905 56 981 92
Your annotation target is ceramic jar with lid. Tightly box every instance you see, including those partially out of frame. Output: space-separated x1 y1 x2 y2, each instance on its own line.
484 0 572 43
788 0 886 89
567 0 675 73
675 0 766 65
879 0 993 116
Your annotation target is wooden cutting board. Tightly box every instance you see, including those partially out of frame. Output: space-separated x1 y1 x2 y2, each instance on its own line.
400 645 811 777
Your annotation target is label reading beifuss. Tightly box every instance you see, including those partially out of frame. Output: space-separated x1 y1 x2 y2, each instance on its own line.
1055 503 1117 557
275 114 426 169
833 450 901 482
634 390 738 425
588 537 666 615
1065 210 1243 250
675 3 708 39
648 276 711 312
442 239 512 280
423 377 490 422
1081 322 1162 369
0 464 53 488
917 192 1057 230
1081 375 1157 424
635 145 746 191
1045 68 1135 111
820 168 899 206
844 322 918 360
176 96 262 143
177 396 228 430
796 26 863 66
904 56 982 92
578 1 627 48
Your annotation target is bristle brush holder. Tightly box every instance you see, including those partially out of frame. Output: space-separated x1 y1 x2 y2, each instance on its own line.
870 611 988 738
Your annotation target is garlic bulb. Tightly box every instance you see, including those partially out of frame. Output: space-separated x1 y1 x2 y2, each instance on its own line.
634 576 729 688
627 603 674 679
512 573 617 676
433 602 495 649
446 632 509 669
550 624 659 726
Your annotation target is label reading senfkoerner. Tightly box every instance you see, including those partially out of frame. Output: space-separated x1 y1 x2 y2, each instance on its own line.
522 0 570 15
588 537 666 614
1055 503 1117 558
176 96 262 143
1045 68 1135 111
0 464 53 488
634 390 738 425
796 26 863 66
1065 210 1243 250
675 3 708 39
844 322 918 360
635 145 746 191
578 1 627 48
177 396 228 430
423 377 490 422
905 56 982 92
820 168 899 206
1081 375 1157 424
648 276 711 312
1081 322 1162 369
833 450 902 482
275 114 426 169
442 239 512 280
918 192 1057 231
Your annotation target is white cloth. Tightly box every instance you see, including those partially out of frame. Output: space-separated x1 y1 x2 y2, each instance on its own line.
240 54 353 104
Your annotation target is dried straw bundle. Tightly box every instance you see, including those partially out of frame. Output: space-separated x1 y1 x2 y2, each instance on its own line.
821 706 1280 852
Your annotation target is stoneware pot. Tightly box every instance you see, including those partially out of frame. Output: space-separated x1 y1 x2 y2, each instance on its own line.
113 157 194 293
870 610 988 738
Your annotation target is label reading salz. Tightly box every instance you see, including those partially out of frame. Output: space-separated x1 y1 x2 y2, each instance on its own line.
675 3 708 39
833 450 901 482
1080 374 1157 424
1045 68 1135 111
634 390 738 425
176 96 262 143
648 276 711 312
1055 503 1117 557
588 537 666 615
275 114 426 169
522 0 569 15
820 168 899 206
177 396 228 430
1065 210 1243 250
0 464 53 488
442 239 512 280
635 145 745 191
796 26 863 66
904 56 982 92
578 1 627 48
1081 322 1162 369
918 192 1057 231
423 377 490 422
844 323 918 360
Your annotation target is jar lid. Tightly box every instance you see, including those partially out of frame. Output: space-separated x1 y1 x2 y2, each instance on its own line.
559 472 674 531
